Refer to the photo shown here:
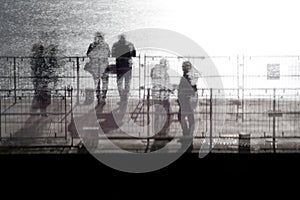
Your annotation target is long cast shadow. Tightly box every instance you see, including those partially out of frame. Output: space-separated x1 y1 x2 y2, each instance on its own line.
11 114 53 145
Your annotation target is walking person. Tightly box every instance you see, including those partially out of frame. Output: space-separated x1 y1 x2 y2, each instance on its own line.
177 61 200 152
111 34 136 104
85 31 110 104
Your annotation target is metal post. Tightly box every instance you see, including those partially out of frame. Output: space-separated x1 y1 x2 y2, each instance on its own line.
64 89 68 140
139 54 141 99
242 88 245 122
236 56 240 121
144 55 147 99
76 57 80 104
70 88 73 113
205 93 208 133
210 88 213 150
146 88 151 150
147 88 150 129
237 55 239 100
273 88 276 153
70 88 73 146
242 56 245 122
0 96 2 141
13 57 17 103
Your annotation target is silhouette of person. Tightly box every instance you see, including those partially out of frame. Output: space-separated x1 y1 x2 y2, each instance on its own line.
177 61 199 152
111 34 136 104
85 31 110 104
150 58 172 151
44 44 59 89
30 43 51 117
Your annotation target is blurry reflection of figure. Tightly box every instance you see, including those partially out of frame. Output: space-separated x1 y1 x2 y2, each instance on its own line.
44 44 60 89
177 61 199 152
112 34 136 104
150 58 172 151
30 43 51 117
85 32 110 104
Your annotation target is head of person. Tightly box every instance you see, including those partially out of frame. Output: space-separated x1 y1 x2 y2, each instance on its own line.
118 34 126 43
32 43 44 54
182 61 192 73
47 44 59 55
159 58 169 68
94 31 105 42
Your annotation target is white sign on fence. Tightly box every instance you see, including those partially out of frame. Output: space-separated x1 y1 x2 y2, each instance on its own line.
267 64 280 80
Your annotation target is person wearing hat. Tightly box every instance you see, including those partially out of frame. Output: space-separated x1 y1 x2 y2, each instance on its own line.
85 31 110 104
111 34 136 103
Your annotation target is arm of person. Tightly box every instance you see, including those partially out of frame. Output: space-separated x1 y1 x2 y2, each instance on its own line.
106 43 111 58
129 43 136 57
86 43 94 57
111 43 117 58
150 67 155 79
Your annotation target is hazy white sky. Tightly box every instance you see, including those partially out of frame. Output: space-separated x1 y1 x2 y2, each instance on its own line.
155 0 300 56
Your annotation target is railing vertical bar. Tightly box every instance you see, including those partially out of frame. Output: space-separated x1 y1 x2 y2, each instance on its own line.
76 57 80 105
273 88 276 153
13 57 17 103
64 88 68 140
0 95 2 141
210 88 213 150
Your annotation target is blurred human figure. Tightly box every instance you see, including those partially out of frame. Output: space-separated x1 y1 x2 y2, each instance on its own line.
111 34 136 104
44 44 59 89
150 58 172 151
177 61 200 152
30 30 62 117
30 43 51 117
85 31 110 104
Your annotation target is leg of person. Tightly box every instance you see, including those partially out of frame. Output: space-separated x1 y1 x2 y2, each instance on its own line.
39 93 47 117
84 77 96 104
178 107 188 136
160 100 171 139
186 102 195 152
124 69 132 101
178 101 194 152
94 65 101 102
31 90 39 115
40 106 48 117
117 72 125 102
96 78 101 102
189 93 198 135
151 101 168 152
101 71 109 100
154 103 162 135
187 113 195 136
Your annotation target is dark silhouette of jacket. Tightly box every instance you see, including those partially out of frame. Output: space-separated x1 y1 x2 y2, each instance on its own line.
112 40 136 72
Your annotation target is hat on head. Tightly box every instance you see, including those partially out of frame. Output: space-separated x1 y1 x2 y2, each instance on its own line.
95 31 105 38
182 61 192 66
118 33 126 40
159 58 168 67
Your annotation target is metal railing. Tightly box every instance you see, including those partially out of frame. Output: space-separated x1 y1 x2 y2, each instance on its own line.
2 55 300 100
1 55 300 152
0 88 73 146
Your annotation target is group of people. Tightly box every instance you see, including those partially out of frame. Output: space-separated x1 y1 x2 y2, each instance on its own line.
31 31 200 151
84 32 136 104
85 31 199 148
